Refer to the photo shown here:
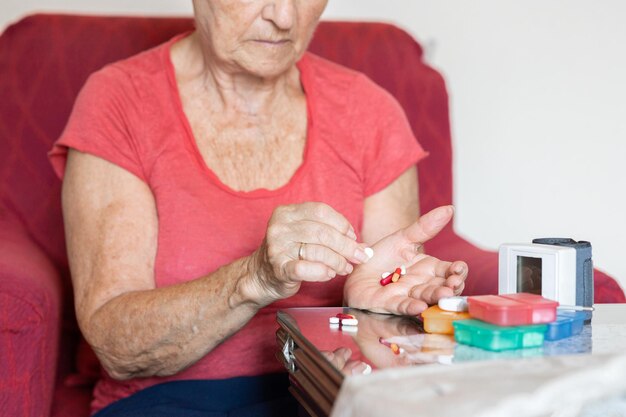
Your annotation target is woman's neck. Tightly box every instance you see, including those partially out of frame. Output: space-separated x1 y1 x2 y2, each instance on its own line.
171 32 302 117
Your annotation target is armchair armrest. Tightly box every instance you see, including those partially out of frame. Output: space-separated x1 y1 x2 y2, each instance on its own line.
0 210 64 417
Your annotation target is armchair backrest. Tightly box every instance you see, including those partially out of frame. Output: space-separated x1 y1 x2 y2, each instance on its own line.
0 14 453 272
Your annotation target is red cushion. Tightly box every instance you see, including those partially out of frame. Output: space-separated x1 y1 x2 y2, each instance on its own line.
0 207 63 417
51 384 92 417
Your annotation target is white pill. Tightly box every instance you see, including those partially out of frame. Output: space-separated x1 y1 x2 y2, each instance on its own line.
340 318 358 326
437 355 454 365
341 325 358 333
364 247 374 259
400 265 406 275
362 364 372 375
329 317 340 324
438 296 468 312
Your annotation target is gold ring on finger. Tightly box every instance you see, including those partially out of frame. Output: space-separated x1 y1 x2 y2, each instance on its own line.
298 242 306 260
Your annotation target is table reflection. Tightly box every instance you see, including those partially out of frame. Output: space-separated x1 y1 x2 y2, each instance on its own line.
278 306 603 377
346 310 455 369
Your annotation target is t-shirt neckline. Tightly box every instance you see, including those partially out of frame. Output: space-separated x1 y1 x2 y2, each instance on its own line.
163 31 316 199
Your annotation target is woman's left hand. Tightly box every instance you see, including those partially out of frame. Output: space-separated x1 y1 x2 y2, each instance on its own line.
344 205 468 316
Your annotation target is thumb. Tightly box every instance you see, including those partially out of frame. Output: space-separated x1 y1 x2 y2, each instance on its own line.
402 205 454 244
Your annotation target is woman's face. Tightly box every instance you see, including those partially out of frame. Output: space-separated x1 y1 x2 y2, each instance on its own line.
193 0 328 78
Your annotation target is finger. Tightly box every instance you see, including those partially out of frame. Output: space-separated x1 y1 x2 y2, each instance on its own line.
446 261 468 278
404 277 446 295
443 261 468 290
343 361 372 376
453 282 465 295
334 347 353 362
298 243 353 275
384 295 429 316
295 220 372 264
321 347 352 369
321 351 335 361
400 243 425 263
285 202 357 239
400 273 447 288
445 274 465 289
402 205 454 244
433 260 453 277
283 259 336 282
408 282 454 305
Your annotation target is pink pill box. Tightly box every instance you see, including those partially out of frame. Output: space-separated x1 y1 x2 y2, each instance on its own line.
467 293 558 326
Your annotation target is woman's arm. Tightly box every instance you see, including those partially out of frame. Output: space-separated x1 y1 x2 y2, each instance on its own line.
63 150 368 380
63 150 262 380
361 166 419 245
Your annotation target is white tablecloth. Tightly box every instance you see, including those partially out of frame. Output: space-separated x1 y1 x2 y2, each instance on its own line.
330 353 626 417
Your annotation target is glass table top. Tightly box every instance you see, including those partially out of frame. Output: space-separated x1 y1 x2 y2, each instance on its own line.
277 304 626 378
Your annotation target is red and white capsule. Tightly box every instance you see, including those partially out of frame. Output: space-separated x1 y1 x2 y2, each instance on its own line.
378 337 404 355
329 313 358 327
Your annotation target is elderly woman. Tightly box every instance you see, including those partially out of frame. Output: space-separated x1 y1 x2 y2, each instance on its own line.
49 1 467 416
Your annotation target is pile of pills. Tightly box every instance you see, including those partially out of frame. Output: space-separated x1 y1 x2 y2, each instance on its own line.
380 265 406 286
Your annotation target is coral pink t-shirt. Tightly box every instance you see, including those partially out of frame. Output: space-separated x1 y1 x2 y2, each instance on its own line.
49 33 426 412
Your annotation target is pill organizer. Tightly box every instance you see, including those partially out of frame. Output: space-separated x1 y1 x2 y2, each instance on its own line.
453 319 547 351
559 311 586 334
453 343 544 363
499 293 559 323
544 311 586 341
468 293 558 326
421 305 471 335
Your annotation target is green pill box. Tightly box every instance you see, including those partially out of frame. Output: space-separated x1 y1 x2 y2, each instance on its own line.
453 319 547 351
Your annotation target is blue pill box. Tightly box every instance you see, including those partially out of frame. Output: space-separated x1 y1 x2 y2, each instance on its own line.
544 311 586 341
560 311 586 334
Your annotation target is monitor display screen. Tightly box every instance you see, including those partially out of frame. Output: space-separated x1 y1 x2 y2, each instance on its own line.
517 256 542 294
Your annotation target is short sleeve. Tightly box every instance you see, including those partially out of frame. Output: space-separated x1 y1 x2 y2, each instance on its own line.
48 65 147 182
350 74 428 197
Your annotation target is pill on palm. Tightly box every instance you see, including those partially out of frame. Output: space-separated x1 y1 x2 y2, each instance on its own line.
391 267 402 283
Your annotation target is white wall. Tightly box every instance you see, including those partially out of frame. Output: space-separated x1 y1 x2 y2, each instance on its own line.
2 1 625 291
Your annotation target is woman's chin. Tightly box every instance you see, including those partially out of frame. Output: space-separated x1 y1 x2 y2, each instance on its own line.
236 51 300 79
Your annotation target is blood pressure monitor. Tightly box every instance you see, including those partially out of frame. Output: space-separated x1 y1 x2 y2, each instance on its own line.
498 238 593 309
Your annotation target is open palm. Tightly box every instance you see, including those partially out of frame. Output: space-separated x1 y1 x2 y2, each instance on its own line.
344 206 468 316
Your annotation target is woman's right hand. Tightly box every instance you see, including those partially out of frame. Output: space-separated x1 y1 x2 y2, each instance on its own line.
243 202 373 306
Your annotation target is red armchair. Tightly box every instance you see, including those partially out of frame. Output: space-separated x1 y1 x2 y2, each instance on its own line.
1 14 623 417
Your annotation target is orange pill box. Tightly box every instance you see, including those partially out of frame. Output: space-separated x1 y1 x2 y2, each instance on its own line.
421 305 471 335
468 293 558 326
